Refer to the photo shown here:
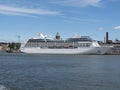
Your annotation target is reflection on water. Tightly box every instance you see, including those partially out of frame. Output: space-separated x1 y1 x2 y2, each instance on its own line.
0 85 9 90
0 53 120 90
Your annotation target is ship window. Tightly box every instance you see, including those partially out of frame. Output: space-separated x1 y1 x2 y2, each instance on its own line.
78 43 91 47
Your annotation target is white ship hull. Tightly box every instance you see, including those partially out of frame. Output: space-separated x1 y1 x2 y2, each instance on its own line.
20 47 110 55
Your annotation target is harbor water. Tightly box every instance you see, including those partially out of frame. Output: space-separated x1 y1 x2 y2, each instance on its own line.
0 52 120 90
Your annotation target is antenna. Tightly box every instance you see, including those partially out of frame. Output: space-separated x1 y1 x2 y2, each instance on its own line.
16 35 21 43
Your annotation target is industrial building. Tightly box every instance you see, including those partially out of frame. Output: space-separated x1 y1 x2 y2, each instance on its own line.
99 32 120 54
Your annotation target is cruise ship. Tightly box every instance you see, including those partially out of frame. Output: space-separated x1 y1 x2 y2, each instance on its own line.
20 33 112 54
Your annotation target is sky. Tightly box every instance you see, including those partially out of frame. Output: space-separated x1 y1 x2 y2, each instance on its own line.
0 0 120 42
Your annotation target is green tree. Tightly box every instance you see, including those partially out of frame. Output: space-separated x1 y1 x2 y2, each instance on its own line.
8 43 15 50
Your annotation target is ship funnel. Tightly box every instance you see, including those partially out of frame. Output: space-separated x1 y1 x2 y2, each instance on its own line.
56 32 60 40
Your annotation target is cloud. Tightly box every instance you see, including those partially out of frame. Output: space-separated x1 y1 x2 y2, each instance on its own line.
62 16 103 24
98 27 104 30
0 5 61 16
51 0 102 7
114 26 120 30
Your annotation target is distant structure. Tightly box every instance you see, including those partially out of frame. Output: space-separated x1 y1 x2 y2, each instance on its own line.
56 32 60 40
16 35 21 43
106 32 109 43
105 32 112 44
99 32 120 54
0 42 8 51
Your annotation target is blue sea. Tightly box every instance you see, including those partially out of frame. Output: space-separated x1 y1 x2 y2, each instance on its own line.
0 52 120 90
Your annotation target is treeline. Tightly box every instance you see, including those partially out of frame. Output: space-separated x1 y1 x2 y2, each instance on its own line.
8 43 21 52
